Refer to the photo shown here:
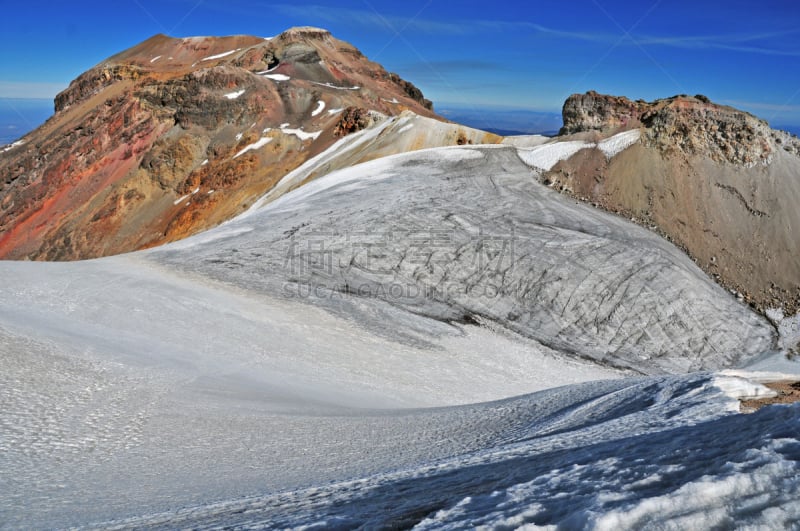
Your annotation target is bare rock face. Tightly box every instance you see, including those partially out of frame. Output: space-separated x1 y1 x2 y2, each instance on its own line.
0 28 454 260
560 91 800 166
639 97 777 166
550 91 800 314
388 73 433 110
333 107 376 137
559 91 649 135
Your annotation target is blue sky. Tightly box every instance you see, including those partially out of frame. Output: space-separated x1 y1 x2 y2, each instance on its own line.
1 0 799 126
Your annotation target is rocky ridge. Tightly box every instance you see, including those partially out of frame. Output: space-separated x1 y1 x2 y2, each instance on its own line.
550 91 800 315
561 90 800 166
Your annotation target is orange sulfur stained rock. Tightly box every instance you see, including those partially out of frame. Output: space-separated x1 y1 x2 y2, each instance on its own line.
0 27 452 261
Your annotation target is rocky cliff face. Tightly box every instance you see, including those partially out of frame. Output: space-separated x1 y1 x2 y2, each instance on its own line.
0 28 468 260
559 91 649 135
560 91 800 166
550 91 800 314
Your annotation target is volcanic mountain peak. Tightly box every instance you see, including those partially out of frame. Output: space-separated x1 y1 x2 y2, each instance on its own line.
0 28 471 261
561 90 800 166
54 27 431 114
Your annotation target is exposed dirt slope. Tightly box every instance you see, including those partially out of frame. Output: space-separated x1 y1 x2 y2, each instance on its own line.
547 92 800 313
0 28 493 260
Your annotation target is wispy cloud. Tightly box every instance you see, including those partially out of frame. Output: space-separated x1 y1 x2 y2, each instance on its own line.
270 4 467 35
722 100 800 113
633 30 800 57
401 60 509 75
266 4 800 58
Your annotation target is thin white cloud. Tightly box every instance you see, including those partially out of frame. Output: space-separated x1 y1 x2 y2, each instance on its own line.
0 81 67 99
723 100 800 113
634 30 800 57
271 4 467 35
269 4 800 58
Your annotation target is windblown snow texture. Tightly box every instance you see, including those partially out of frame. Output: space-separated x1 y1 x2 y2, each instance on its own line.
154 145 773 373
0 141 793 529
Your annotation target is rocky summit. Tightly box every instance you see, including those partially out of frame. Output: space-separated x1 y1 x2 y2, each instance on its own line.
0 27 496 260
550 91 800 313
561 90 800 166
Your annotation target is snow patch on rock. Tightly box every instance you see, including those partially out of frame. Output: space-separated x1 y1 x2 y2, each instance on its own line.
263 73 290 81
2 140 25 153
173 194 190 206
311 101 326 117
310 81 360 91
201 49 240 62
234 137 273 159
280 125 321 141
224 89 246 100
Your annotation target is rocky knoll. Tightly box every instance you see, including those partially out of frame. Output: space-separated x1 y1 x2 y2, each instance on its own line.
561 91 800 165
550 91 800 314
0 28 490 260
560 91 650 135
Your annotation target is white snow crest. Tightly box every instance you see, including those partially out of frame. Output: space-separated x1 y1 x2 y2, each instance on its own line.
150 56 162 63
598 130 641 159
265 146 483 211
517 141 592 171
710 374 777 411
517 130 641 171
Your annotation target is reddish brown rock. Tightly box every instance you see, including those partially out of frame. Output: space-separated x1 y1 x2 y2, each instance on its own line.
560 91 795 166
333 107 375 137
0 27 444 261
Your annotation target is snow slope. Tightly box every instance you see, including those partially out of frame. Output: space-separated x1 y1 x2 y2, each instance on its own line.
0 255 620 526
177 145 773 373
1 141 797 528
241 111 499 213
42 375 800 529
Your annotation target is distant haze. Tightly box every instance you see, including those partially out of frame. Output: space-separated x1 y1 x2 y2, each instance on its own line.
438 106 563 136
1 96 797 146
0 99 52 145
